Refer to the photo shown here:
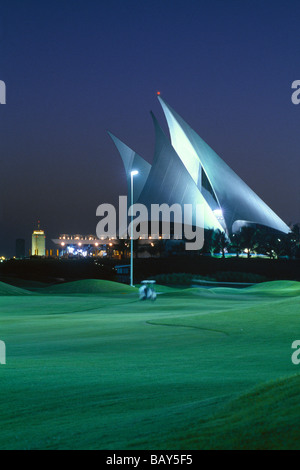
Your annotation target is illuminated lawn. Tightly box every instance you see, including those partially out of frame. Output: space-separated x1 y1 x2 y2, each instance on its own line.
0 280 299 450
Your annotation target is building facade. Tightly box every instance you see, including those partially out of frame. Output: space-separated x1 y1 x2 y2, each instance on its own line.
32 223 46 256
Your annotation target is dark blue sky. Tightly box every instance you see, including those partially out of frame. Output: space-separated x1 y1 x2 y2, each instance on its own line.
0 0 299 256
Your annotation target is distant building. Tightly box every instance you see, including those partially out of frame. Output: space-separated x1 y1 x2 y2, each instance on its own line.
32 222 46 256
52 234 125 259
16 239 25 259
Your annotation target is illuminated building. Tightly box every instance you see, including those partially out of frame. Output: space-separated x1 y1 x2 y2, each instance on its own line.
109 95 290 237
51 234 124 259
32 222 46 256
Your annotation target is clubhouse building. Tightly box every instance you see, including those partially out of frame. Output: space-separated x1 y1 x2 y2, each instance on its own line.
109 95 290 237
52 95 290 258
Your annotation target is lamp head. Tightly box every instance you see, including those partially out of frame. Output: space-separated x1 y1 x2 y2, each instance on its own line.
131 170 139 176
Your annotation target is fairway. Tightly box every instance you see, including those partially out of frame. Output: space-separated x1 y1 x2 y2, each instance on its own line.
0 280 299 450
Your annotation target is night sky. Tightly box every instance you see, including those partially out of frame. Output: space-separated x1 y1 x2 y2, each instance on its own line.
0 0 299 257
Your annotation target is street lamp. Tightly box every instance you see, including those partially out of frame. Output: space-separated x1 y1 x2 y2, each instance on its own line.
130 170 139 287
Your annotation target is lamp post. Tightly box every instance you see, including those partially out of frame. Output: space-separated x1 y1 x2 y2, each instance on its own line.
130 170 139 287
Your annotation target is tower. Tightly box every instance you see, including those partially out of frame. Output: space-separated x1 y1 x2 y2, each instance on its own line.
32 221 46 256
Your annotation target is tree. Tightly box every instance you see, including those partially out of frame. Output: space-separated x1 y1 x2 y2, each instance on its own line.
239 226 259 258
212 229 230 258
291 224 300 258
201 228 215 256
259 233 278 259
230 232 243 258
290 223 300 241
274 230 299 259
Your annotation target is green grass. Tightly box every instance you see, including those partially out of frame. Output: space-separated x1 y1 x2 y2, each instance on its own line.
0 281 34 296
0 279 299 449
198 374 300 450
40 279 138 295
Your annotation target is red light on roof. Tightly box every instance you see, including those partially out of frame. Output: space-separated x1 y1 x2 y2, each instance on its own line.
157 91 161 95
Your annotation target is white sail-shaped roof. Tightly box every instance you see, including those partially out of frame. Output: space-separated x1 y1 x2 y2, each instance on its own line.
108 96 290 238
136 113 224 232
158 96 290 235
108 132 151 203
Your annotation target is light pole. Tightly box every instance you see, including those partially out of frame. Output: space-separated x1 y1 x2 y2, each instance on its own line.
130 170 139 287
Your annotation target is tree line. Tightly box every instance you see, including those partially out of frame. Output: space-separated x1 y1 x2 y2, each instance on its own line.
112 224 300 260
202 224 300 259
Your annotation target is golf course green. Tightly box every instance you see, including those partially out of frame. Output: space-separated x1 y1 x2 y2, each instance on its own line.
0 279 299 450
